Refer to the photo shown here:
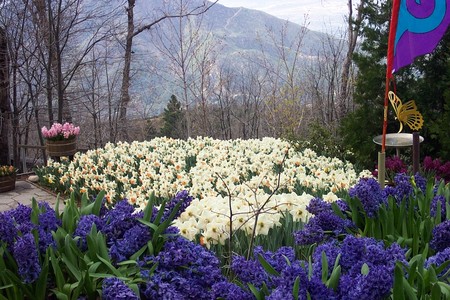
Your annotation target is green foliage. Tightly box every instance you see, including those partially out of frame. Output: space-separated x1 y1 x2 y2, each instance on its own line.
342 178 442 257
341 1 450 168
417 32 450 160
340 0 391 169
393 251 450 299
208 212 307 267
145 118 159 140
0 190 186 299
160 94 186 139
287 121 355 165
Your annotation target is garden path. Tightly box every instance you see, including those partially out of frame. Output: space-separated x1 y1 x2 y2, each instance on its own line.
0 180 64 212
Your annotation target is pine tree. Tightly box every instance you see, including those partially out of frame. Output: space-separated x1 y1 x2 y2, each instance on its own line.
160 95 186 139
340 0 450 168
340 0 392 168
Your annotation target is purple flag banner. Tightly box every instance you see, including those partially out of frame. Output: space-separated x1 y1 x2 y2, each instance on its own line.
393 0 450 73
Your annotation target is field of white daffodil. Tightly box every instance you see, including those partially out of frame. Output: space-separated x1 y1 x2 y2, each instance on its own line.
38 136 371 246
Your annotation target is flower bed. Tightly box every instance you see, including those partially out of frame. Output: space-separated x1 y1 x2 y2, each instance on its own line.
18 139 450 298
37 137 370 207
1 173 450 298
36 137 372 246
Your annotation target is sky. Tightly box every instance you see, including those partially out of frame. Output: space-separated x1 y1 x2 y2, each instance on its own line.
217 0 352 32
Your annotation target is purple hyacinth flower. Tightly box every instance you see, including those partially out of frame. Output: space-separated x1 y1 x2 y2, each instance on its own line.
430 220 450 252
74 214 104 250
431 195 448 220
102 277 138 300
0 212 17 250
162 190 193 221
349 177 386 217
425 247 450 277
306 197 332 216
13 233 41 283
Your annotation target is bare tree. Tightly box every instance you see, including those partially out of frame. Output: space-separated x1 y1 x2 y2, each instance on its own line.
254 21 309 138
151 5 219 138
0 26 9 165
337 0 363 119
117 0 217 140
212 66 236 139
0 0 120 168
233 65 266 139
305 30 348 127
29 0 117 124
1 0 37 168
189 30 219 137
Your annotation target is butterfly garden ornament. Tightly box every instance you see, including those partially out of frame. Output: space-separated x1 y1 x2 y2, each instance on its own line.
388 91 424 133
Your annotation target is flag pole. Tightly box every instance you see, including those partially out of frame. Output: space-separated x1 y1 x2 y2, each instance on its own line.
379 0 401 187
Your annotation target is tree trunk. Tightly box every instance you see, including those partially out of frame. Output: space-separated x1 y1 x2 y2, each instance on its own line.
0 27 10 165
338 0 363 120
117 0 135 140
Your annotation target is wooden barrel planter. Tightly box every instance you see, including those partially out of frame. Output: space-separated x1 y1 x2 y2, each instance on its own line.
46 138 77 158
0 174 16 193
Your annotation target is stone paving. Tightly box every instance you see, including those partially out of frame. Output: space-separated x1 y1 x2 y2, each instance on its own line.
0 180 65 213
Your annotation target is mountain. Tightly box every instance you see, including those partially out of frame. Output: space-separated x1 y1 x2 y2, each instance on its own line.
133 0 330 61
202 3 326 57
84 0 339 112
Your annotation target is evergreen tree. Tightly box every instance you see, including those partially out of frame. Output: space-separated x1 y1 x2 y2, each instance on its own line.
340 0 450 168
145 118 159 140
340 0 392 169
160 95 186 139
415 32 450 159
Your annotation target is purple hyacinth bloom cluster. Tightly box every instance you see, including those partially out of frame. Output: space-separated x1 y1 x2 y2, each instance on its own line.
13 233 41 283
211 281 253 300
229 235 406 300
349 177 386 217
294 222 325 245
269 262 309 300
102 200 139 242
102 277 139 300
312 240 341 279
104 191 195 263
255 246 295 273
0 212 17 250
430 220 450 252
335 199 350 212
306 197 332 215
1 202 60 283
109 224 150 262
295 196 354 246
231 246 310 298
37 202 61 252
74 215 104 250
75 193 189 263
315 236 405 300
431 195 448 220
140 236 225 299
233 246 300 292
425 247 450 277
340 265 393 300
384 173 427 205
231 252 269 288
162 190 194 221
294 210 353 246
100 199 149 263
6 204 32 224
389 173 414 202
413 173 427 193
